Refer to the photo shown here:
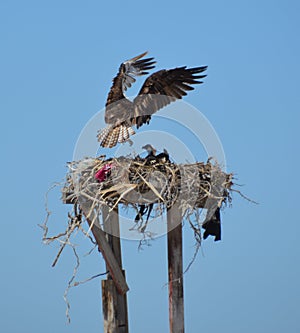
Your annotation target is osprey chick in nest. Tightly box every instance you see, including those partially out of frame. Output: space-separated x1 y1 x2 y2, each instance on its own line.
98 52 207 148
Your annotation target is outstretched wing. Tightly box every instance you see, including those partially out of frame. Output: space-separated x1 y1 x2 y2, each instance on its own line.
105 51 156 107
99 52 155 147
133 66 207 128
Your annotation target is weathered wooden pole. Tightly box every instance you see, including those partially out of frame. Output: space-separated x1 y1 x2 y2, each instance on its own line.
102 205 129 333
67 198 129 332
167 202 184 333
78 201 129 295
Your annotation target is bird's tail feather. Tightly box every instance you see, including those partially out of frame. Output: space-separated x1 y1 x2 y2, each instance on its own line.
97 123 135 148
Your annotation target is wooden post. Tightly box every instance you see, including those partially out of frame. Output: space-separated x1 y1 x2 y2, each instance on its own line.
79 201 129 295
102 205 129 333
167 202 184 333
63 198 129 332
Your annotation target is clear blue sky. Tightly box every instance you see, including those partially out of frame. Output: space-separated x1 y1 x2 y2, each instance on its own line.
1 0 300 332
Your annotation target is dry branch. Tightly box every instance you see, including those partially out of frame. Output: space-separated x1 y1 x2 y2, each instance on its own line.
63 156 233 220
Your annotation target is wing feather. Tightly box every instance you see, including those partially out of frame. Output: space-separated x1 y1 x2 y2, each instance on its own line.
133 66 207 128
105 52 156 107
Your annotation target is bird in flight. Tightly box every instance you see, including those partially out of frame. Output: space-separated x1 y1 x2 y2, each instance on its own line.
98 52 207 148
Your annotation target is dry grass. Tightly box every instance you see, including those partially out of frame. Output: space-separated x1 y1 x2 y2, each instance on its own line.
63 156 233 215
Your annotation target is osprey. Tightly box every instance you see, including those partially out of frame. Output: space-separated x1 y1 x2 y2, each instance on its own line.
98 52 207 148
142 144 170 164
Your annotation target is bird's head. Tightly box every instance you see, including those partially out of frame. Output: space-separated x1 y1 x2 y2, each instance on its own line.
142 144 157 155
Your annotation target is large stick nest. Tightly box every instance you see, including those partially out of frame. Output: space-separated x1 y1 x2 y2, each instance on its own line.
41 156 235 322
62 156 233 226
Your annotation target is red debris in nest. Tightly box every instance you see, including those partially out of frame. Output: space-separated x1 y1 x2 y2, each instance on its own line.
94 163 114 182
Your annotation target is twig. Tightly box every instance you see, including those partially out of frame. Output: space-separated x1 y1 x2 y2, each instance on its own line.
231 189 258 204
63 247 80 324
